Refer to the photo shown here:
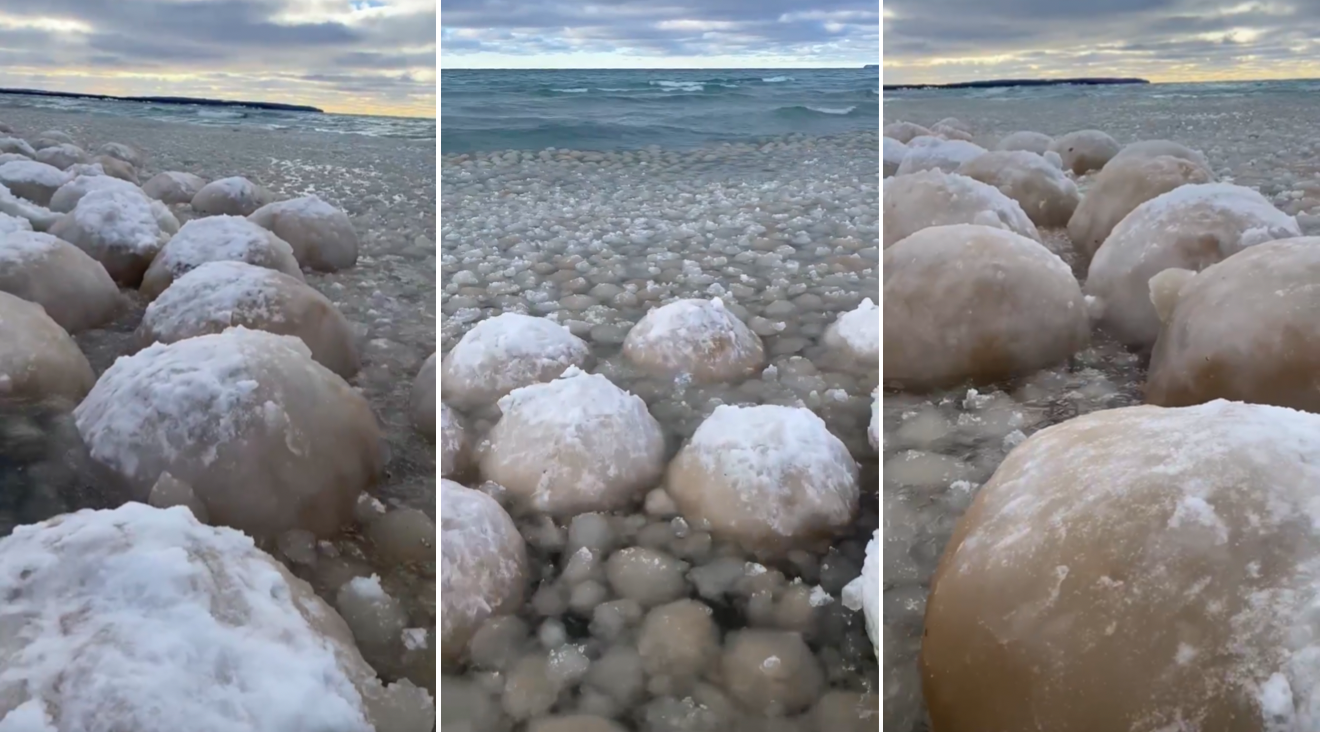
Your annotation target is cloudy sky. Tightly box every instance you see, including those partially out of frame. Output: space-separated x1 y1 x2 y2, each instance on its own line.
440 0 878 68
885 0 1320 85
0 0 435 117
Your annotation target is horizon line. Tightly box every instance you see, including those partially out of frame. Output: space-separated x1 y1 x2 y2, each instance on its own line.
439 65 878 71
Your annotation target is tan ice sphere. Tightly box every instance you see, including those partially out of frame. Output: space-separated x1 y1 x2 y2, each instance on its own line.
441 312 591 410
1067 154 1215 261
0 289 95 407
665 404 859 559
136 261 361 378
33 143 87 170
73 327 385 540
140 215 304 300
249 195 360 272
49 187 171 286
882 170 1040 248
440 479 528 667
191 176 273 216
622 297 765 383
922 400 1320 732
1048 129 1121 175
884 224 1089 391
412 352 437 441
0 230 123 333
480 367 666 517
883 121 931 143
144 171 208 205
994 130 1053 155
1085 182 1301 348
1110 138 1212 170
955 150 1081 228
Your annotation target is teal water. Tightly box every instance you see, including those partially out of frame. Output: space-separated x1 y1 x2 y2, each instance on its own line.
882 78 1320 104
440 68 879 153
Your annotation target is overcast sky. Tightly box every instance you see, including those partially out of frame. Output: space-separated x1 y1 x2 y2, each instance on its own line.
0 0 435 117
440 0 878 68
885 0 1320 85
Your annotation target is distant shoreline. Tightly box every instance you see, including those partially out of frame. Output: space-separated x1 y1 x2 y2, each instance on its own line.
0 87 323 113
884 77 1150 91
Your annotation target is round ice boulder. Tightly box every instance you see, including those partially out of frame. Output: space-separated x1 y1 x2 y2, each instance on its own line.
94 155 140 184
995 130 1053 155
439 402 469 478
883 170 1040 249
720 629 825 716
841 530 878 657
1048 129 1121 175
823 297 879 370
481 367 666 517
49 187 170 287
0 211 28 234
1110 139 1211 170
665 404 859 559
1067 154 1215 261
97 141 144 168
883 121 931 143
33 130 74 147
144 171 208 205
137 261 360 378
0 183 59 232
49 173 144 213
0 230 123 333
411 352 436 441
1085 183 1301 348
440 312 591 410
885 224 1089 390
73 327 385 539
895 139 987 176
140 215 304 301
0 159 69 206
0 137 35 158
440 479 528 666
622 297 765 383
1146 238 1320 412
883 137 908 178
64 162 103 178
34 143 87 170
0 289 95 406
191 176 272 217
956 150 1081 228
921 400 1320 732
249 195 360 272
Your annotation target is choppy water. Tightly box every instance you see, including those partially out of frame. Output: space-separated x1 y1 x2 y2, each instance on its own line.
883 78 1320 105
440 68 879 153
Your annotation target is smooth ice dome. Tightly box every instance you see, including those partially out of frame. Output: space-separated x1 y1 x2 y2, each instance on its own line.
441 312 591 410
191 176 272 216
0 159 69 206
144 171 208 204
883 121 931 143
411 353 436 442
0 289 95 406
73 327 386 540
1110 138 1212 170
894 139 987 176
665 404 859 559
921 400 1320 732
823 297 879 369
0 503 434 732
98 141 144 168
481 368 666 517
249 195 360 272
622 297 765 383
34 142 87 170
956 150 1081 228
885 224 1089 390
49 187 169 286
720 630 825 716
440 479 528 666
1147 238 1320 412
1067 154 1215 261
140 215 304 300
439 401 469 478
882 170 1040 248
1048 129 1121 175
994 130 1053 155
137 261 361 378
0 230 123 333
1085 182 1302 348
882 137 908 178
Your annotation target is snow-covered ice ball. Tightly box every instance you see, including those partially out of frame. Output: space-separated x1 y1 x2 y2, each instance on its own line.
883 137 907 178
841 530 878 657
0 136 35 158
0 289 94 406
411 352 436 441
249 195 360 272
1067 155 1214 261
895 139 987 176
720 629 825 717
622 297 765 383
0 502 434 732
883 121 931 144
481 368 666 517
49 173 145 213
0 159 69 206
93 154 140 184
140 215 304 300
137 261 361 378
335 574 410 678
883 170 1039 248
439 401 469 478
823 297 879 370
0 211 29 234
0 182 59 232
33 129 74 147
33 142 87 170
191 176 273 217
885 224 1089 390
49 186 170 287
665 404 859 559
144 171 208 205
868 388 878 451
73 327 385 539
1086 183 1301 348
931 118 974 141
64 162 103 178
1110 138 1212 171
956 150 1081 228
441 478 528 666
994 130 1053 155
1048 129 1121 175
1147 238 1320 412
0 230 123 333
441 312 591 410
922 400 1320 732
97 141 144 168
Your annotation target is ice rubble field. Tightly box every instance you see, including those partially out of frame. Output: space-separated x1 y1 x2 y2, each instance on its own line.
438 130 881 731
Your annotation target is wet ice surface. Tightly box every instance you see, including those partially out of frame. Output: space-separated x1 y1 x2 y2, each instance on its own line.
440 131 881 730
880 92 1318 729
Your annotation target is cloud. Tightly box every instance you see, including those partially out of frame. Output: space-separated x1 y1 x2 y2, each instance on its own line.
0 0 435 116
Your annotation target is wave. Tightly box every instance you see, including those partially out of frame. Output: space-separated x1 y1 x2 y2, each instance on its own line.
775 104 863 118
762 76 794 83
196 109 247 119
650 80 705 92
550 87 589 93
805 105 856 115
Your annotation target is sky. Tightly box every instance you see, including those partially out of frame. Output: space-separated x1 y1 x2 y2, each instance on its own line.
885 0 1320 85
440 0 879 68
0 0 436 118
